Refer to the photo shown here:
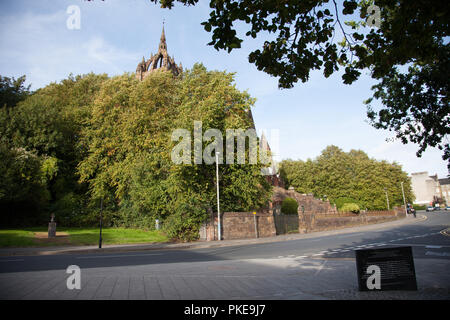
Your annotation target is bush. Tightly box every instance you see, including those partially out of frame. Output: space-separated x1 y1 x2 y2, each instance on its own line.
281 197 298 214
162 195 209 242
333 197 360 210
412 204 426 211
340 203 360 213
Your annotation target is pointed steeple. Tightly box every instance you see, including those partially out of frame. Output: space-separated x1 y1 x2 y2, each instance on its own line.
136 21 182 79
161 23 166 42
159 23 167 51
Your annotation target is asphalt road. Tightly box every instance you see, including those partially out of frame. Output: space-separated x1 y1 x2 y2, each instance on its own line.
0 210 449 300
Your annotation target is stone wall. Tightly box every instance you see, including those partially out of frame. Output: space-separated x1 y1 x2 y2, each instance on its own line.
271 186 337 214
199 211 276 241
198 185 407 241
298 208 406 233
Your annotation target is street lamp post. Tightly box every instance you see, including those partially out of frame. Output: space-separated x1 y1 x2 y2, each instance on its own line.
401 182 408 215
99 198 103 249
215 152 221 241
384 187 390 211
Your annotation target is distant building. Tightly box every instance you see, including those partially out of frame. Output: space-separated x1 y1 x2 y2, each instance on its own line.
438 178 450 204
410 172 447 205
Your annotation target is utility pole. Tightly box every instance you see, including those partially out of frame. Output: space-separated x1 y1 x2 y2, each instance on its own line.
401 182 408 215
215 152 221 241
384 187 390 211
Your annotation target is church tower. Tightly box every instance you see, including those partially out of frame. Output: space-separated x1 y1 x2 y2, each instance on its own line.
136 25 183 81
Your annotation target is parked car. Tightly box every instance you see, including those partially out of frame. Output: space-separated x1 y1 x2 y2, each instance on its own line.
445 206 450 211
426 206 434 212
434 205 441 211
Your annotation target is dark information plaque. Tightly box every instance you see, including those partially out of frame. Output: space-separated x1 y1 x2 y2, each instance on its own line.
356 246 418 291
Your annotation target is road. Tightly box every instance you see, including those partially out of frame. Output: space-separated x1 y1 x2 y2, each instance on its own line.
0 211 449 300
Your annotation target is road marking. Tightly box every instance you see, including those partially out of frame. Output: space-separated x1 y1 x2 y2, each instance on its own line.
0 259 25 262
297 256 308 259
425 251 450 257
312 253 325 256
425 245 442 249
76 253 163 259
336 233 364 238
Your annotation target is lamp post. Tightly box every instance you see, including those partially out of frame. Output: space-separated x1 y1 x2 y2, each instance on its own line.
384 187 390 211
215 152 221 241
401 182 408 215
99 198 103 249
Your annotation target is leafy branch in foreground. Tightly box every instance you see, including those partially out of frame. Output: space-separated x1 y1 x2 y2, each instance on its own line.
150 0 449 172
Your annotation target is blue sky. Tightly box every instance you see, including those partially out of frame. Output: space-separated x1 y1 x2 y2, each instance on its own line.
0 0 448 178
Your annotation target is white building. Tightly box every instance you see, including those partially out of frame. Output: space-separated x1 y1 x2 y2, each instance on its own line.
410 172 440 205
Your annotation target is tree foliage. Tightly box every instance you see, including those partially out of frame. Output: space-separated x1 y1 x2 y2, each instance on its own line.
279 145 414 210
0 75 31 109
0 73 109 226
0 67 272 238
150 0 450 172
76 65 271 240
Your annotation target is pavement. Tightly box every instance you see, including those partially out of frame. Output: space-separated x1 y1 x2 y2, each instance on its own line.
0 213 427 257
0 211 449 300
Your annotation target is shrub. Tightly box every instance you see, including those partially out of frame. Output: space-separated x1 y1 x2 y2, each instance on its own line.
162 195 209 242
281 197 298 214
333 197 360 210
412 204 426 211
340 203 360 213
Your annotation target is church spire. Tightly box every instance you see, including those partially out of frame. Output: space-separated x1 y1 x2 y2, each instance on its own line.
161 22 166 41
159 24 167 51
136 21 182 79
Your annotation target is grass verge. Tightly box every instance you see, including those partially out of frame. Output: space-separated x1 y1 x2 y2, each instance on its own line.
0 227 169 248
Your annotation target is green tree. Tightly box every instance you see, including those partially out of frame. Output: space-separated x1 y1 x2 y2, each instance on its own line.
0 73 109 225
150 0 449 172
0 75 31 109
0 145 50 226
280 145 414 210
77 65 272 239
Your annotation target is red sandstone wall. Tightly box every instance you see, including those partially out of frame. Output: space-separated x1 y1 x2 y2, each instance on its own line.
298 207 406 233
199 206 407 241
201 211 276 241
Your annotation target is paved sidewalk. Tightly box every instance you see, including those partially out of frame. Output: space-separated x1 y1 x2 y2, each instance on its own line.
0 214 426 257
1 213 448 300
1 253 448 300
